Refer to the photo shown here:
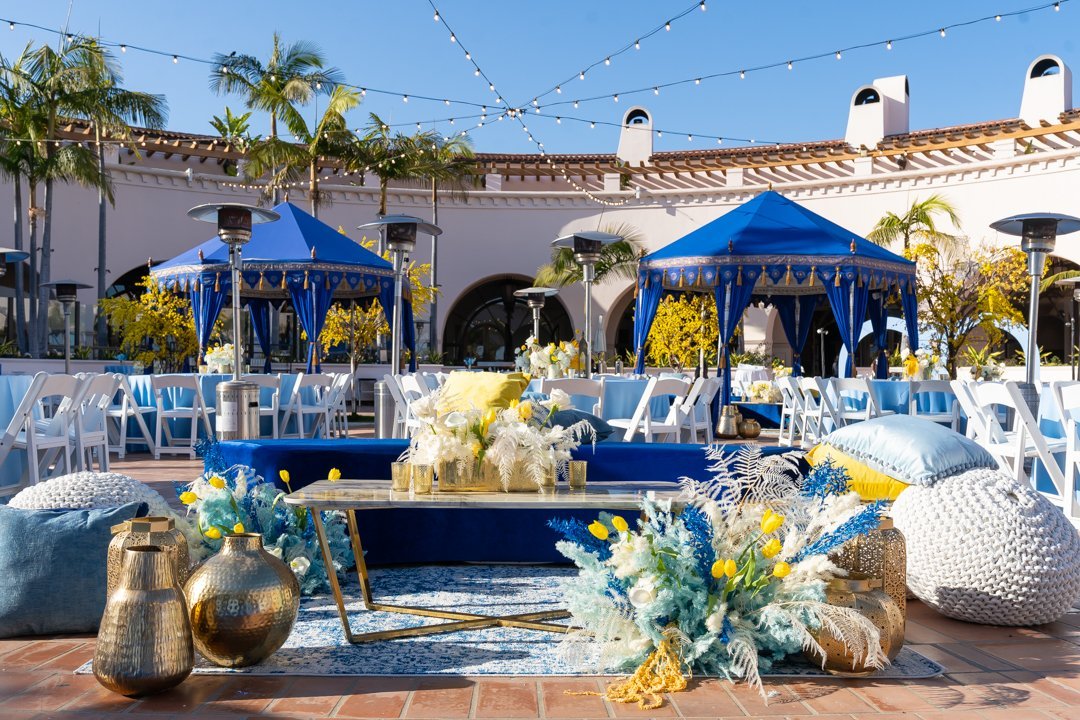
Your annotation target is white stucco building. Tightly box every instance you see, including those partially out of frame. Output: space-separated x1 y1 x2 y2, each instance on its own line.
5 53 1080 371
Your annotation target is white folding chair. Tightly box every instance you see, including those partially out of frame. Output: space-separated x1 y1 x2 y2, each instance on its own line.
908 380 960 432
967 380 1066 496
799 377 845 445
608 377 691 443
832 377 892 424
280 373 335 439
106 374 157 459
541 378 603 417
152 375 215 459
10 373 80 483
950 380 986 440
775 376 804 446
1051 380 1080 521
326 373 354 438
381 374 410 439
241 374 283 439
72 373 122 471
680 376 721 443
397 374 431 438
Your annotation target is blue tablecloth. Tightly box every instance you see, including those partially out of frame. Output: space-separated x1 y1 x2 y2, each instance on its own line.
127 374 305 443
733 402 783 428
218 438 801 565
0 375 36 491
525 377 671 421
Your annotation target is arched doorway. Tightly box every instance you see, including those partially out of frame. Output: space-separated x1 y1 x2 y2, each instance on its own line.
1037 255 1080 367
443 276 573 366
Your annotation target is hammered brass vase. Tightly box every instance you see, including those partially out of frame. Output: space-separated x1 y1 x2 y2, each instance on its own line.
716 405 740 439
832 517 907 630
108 517 189 598
737 418 762 439
94 546 193 696
184 533 299 668
806 575 905 675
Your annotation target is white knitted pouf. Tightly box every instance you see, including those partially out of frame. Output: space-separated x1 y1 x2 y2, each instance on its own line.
9 471 176 517
892 468 1080 626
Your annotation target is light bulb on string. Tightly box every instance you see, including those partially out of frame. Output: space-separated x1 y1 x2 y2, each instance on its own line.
665 21 671 31
433 10 439 21
995 14 1001 20
556 117 561 124
716 138 723 145
688 134 693 142
653 87 659 95
402 95 408 103
449 33 456 42
605 57 611 65
489 82 495 91
465 52 471 59
474 68 480 76
1055 2 1060 10
360 88 366 96
120 44 126 52
700 1 706 10
787 60 793 70
613 94 619 102
449 118 454 124
835 50 842 60
8 22 13 30
886 39 893 49
635 39 640 49
657 131 663 138
579 70 585 80
695 77 701 85
590 122 595 128
444 99 450 105
172 55 178 63
739 70 745 79
573 100 579 108
555 85 561 93
939 28 946 37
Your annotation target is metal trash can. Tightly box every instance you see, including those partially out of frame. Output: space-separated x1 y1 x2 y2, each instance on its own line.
216 380 260 441
374 380 396 439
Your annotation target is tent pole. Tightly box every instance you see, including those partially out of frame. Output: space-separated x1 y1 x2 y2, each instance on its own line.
848 280 855 378
230 244 243 381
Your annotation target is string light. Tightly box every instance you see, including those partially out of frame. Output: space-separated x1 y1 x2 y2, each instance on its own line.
653 86 659 95
700 1 706 10
835 50 842 60
449 33 456 42
886 39 893 49
579 70 585 80
665 21 671 30
995 14 1002 20
433 10 439 20
787 60 793 70
8 21 13 30
172 55 178 63
739 70 745 79
635 39 640 49
939 27 946 37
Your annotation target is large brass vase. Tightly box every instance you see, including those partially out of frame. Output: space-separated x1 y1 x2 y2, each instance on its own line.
108 517 189 598
807 575 905 675
94 546 193 696
184 533 299 668
832 517 907 631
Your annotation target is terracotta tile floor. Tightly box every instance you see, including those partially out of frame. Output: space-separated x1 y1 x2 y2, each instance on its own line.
4 451 1078 719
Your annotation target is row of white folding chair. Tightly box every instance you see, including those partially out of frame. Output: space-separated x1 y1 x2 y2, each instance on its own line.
72 373 123 472
608 376 693 443
679 376 722 443
1051 380 1080 520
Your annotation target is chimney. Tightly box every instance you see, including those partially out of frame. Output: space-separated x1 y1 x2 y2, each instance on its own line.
616 107 653 165
1020 55 1072 127
844 75 910 150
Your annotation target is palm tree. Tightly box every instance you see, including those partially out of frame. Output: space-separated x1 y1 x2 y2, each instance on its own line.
210 34 341 204
77 39 168 350
534 223 646 287
413 132 478 351
867 194 961 252
243 84 359 217
209 106 255 149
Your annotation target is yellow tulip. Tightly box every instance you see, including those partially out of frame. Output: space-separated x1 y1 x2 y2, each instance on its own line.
328 467 342 482
588 521 609 541
204 526 222 540
761 538 782 559
760 509 784 534
723 558 738 578
482 408 497 432
279 469 291 485
772 561 792 579
233 523 245 534
208 475 226 490
518 401 533 421
710 559 726 579
611 515 629 533
179 491 197 505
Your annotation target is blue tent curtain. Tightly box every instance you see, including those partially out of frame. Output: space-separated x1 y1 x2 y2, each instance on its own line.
244 298 273 373
632 273 665 373
823 274 871 378
901 282 920 352
190 280 227 360
377 281 418 373
866 293 890 379
288 273 341 373
714 276 757 405
771 295 820 377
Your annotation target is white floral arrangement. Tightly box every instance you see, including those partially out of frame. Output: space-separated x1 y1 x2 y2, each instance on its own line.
901 347 943 380
204 343 239 373
746 380 782 403
405 387 594 489
970 359 1005 381
515 336 580 377
773 366 793 379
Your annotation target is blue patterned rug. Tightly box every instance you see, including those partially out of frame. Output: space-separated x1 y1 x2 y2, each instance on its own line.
79 565 943 678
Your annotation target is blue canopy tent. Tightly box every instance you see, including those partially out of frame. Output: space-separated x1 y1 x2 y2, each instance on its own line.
150 202 416 372
634 191 918 405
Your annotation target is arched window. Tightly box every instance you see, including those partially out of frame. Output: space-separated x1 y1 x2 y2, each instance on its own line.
443 277 573 366
625 109 650 126
854 88 880 106
1031 58 1061 78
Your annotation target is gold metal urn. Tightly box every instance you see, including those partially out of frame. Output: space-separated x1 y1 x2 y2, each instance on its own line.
832 517 907 629
108 517 189 598
716 405 740 439
184 533 300 668
806 575 905 675
737 418 762 439
94 546 193 696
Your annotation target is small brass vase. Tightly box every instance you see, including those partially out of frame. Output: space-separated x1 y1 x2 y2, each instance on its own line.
94 546 193 696
184 533 300 668
108 517 189 599
716 405 740 439
737 418 762 439
807 575 905 675
832 517 907 632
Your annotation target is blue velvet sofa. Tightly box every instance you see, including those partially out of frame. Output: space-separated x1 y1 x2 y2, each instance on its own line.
218 439 797 565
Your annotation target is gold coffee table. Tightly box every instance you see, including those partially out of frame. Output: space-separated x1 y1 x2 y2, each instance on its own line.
284 479 682 643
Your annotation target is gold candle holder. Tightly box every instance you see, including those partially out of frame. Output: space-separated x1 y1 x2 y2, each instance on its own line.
568 460 587 490
411 464 434 494
390 462 410 492
832 516 907 629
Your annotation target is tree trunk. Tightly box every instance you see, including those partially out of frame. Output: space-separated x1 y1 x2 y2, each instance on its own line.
12 176 25 354
27 182 38 358
96 127 108 352
429 180 438 355
270 112 280 205
309 160 318 218
39 169 54 356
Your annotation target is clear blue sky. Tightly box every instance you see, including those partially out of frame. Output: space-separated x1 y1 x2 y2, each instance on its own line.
1 1 1076 154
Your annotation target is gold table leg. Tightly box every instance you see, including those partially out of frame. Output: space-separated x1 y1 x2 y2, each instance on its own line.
308 507 571 644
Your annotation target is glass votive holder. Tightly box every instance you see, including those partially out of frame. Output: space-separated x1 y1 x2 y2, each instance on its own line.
411 464 434 494
390 462 410 492
568 460 587 490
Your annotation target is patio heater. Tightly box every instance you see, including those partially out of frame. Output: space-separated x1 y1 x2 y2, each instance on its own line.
357 216 442 375
187 203 280 440
41 279 89 374
990 213 1080 402
513 287 558 342
551 231 622 379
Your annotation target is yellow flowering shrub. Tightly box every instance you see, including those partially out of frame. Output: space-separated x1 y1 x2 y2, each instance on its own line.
645 294 718 368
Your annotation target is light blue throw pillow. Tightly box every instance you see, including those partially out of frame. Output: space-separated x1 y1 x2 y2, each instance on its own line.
0 502 147 638
822 414 997 486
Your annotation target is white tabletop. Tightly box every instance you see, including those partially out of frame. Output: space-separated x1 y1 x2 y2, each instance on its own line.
283 479 684 511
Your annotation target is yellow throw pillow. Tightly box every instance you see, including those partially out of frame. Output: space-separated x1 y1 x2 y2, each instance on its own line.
436 371 530 414
805 443 910 502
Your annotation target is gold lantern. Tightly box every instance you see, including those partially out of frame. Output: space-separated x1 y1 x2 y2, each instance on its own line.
108 517 189 599
832 517 907 626
807 575 905 675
